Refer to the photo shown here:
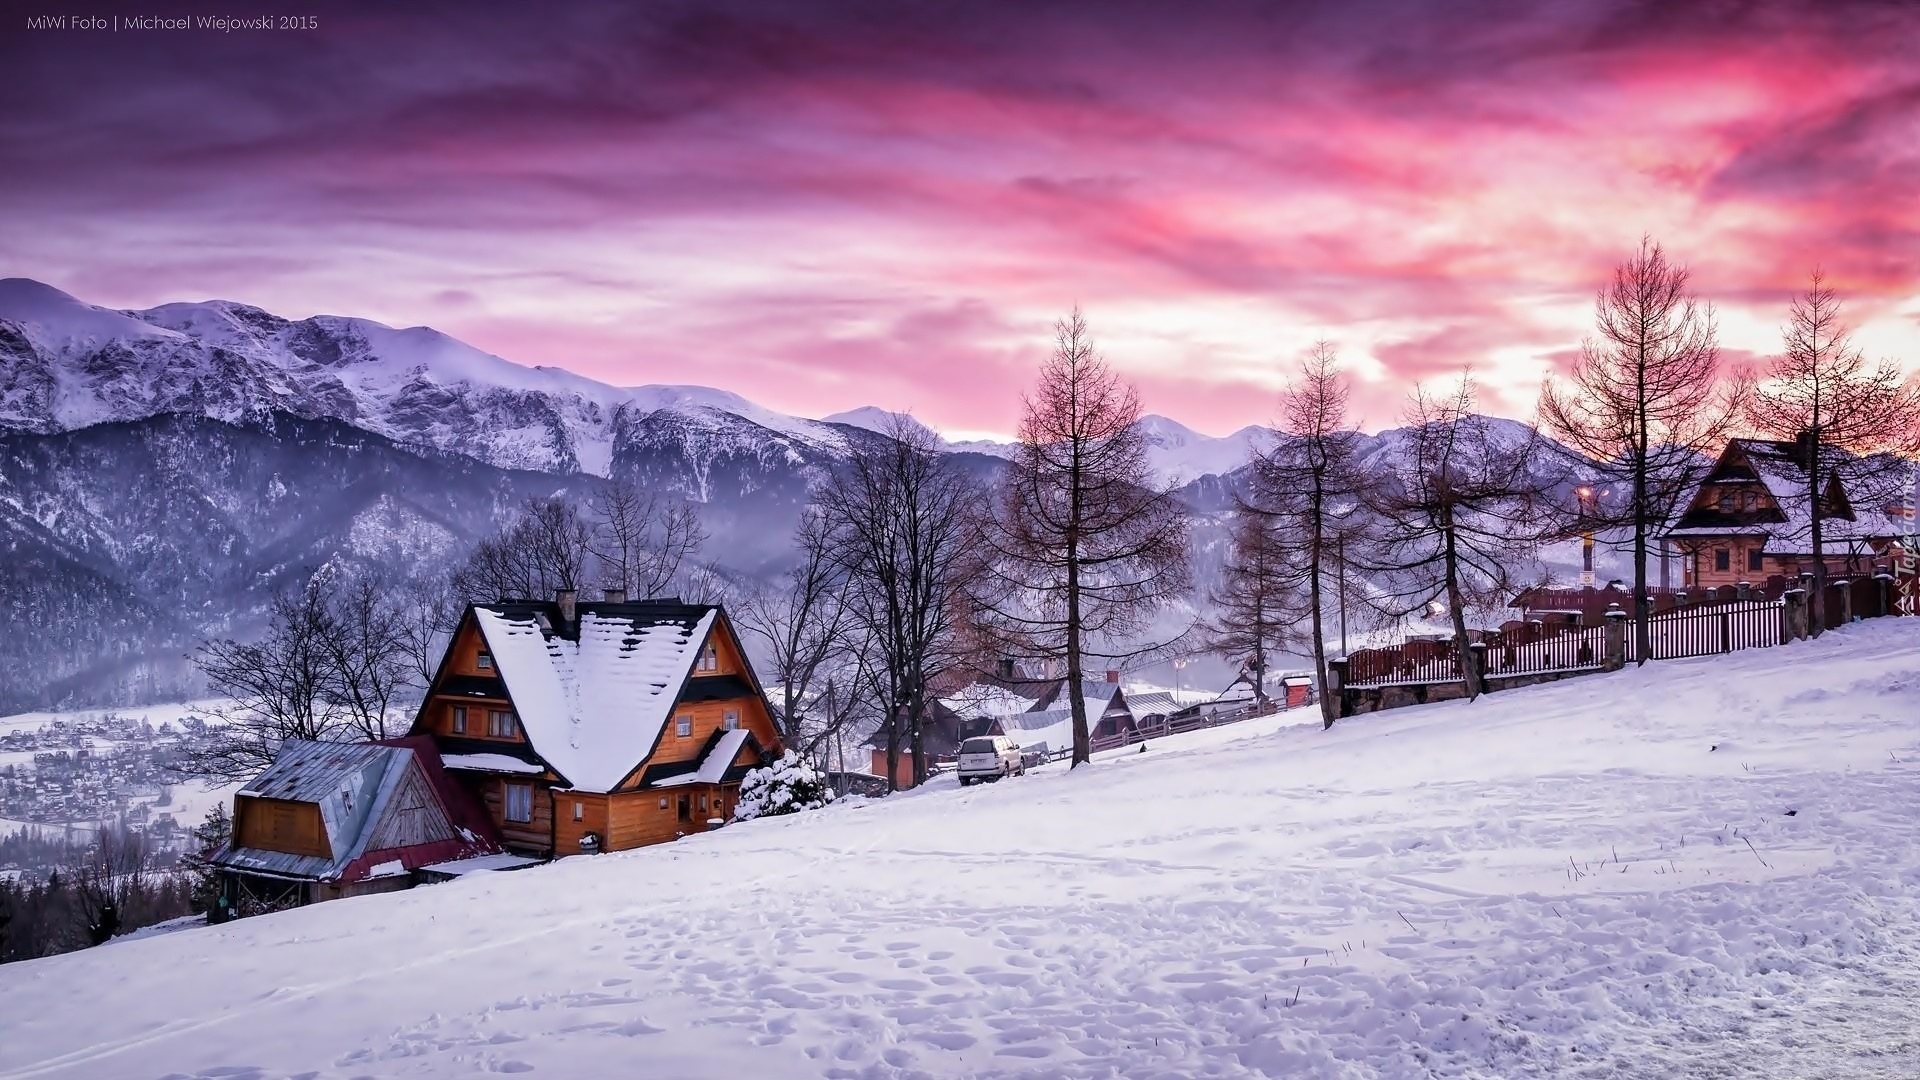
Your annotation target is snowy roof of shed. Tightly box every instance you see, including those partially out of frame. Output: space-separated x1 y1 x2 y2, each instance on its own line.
1001 708 1075 756
472 603 719 792
218 738 501 883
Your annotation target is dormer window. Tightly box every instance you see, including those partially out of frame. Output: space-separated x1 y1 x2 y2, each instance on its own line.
1717 491 1734 512
477 650 493 671
697 643 719 673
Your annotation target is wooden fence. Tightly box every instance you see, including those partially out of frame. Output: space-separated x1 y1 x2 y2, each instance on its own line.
1333 575 1906 716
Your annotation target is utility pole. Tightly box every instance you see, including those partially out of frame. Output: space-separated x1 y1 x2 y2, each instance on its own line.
1337 534 1349 654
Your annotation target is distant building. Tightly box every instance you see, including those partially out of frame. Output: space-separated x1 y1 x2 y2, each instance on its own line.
1665 437 1909 590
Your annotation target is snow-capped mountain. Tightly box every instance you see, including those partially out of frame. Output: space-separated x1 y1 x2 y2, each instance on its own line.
0 278 869 478
0 280 1265 486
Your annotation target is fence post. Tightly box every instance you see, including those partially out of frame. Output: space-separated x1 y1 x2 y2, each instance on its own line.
1720 611 1731 653
1876 572 1895 620
1735 580 1751 602
1781 588 1807 643
1467 641 1488 696
1602 606 1627 671
1325 658 1349 720
1831 580 1853 626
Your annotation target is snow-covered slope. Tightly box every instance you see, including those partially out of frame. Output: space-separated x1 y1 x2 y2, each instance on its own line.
7 621 1919 1078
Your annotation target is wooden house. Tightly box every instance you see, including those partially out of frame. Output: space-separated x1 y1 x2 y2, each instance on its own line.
409 593 783 857
1665 438 1908 591
211 736 505 914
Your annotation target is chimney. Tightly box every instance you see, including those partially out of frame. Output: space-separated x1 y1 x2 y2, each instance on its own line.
603 586 627 604
997 656 1015 680
555 588 577 627
1105 669 1120 684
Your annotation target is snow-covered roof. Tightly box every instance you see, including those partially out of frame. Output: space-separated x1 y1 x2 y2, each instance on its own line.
440 752 546 776
1675 440 1909 550
1125 691 1180 718
1000 708 1076 757
938 685 1039 719
419 853 543 876
472 604 719 793
651 728 752 788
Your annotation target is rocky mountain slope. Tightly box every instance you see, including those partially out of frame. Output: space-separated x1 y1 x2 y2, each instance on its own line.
0 279 1589 711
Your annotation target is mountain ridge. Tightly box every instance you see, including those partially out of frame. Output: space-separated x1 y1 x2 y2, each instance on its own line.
0 278 1283 486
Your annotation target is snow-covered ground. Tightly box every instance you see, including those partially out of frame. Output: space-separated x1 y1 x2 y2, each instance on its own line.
4 622 1920 1078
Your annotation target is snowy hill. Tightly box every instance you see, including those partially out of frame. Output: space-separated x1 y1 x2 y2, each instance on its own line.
6 620 1919 1077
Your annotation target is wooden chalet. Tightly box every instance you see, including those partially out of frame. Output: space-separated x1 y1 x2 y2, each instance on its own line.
409 592 783 858
211 736 506 915
1665 437 1909 591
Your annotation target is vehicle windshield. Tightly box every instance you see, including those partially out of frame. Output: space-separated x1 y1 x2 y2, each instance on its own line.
960 737 999 754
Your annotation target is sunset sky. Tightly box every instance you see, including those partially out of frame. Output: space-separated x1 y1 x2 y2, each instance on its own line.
3 0 1916 436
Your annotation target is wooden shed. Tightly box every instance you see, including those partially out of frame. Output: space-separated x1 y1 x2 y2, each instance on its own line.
212 736 503 916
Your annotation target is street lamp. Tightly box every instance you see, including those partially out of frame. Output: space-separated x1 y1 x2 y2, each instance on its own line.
1576 486 1596 589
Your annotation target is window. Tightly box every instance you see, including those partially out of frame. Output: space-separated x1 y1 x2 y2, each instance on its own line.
504 783 533 823
676 714 692 738
1717 491 1734 512
658 796 669 809
723 711 739 731
698 643 719 673
572 800 584 822
451 705 467 734
1714 548 1731 572
488 709 517 738
1748 548 1764 572
476 650 493 670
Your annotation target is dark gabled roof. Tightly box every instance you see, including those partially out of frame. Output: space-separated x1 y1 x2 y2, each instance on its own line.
437 674 510 699
678 673 757 703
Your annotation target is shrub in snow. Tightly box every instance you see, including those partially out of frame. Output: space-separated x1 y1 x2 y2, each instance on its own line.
733 752 835 822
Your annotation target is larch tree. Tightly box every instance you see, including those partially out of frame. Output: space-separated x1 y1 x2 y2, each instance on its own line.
1249 341 1363 730
1748 271 1920 635
1540 237 1742 663
982 307 1192 767
1202 507 1300 706
814 416 981 790
1361 375 1557 700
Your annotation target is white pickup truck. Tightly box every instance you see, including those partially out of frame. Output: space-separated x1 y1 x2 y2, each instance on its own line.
957 734 1026 786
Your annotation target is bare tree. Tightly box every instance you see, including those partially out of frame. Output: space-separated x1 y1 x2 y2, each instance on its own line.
588 479 708 598
68 822 160 946
1201 508 1301 706
1361 376 1557 699
979 307 1192 766
395 577 459 688
1250 341 1365 729
180 576 347 781
1748 271 1920 635
1540 237 1743 662
317 574 415 739
815 416 981 790
738 507 853 751
449 496 593 605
